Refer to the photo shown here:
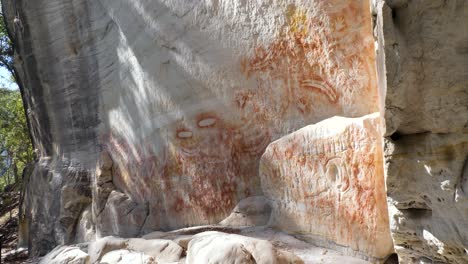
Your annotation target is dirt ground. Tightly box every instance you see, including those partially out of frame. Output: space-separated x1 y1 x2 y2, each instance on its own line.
0 189 29 264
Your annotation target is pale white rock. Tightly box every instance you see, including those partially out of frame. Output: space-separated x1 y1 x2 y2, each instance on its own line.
39 246 90 264
182 226 374 263
220 196 272 227
100 249 155 264
88 236 128 263
75 205 95 243
43 226 374 264
239 227 373 264
87 236 183 263
127 238 183 263
141 225 240 240
186 231 303 264
260 113 393 260
171 235 193 251
189 238 256 264
141 231 167 240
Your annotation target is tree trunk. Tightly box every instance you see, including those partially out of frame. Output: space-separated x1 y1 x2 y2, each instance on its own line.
13 162 18 183
6 168 10 185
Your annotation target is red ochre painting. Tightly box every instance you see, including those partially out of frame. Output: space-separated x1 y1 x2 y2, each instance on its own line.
238 1 378 121
259 114 393 258
101 0 380 230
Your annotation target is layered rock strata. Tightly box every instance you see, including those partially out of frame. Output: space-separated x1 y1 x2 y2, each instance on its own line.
1 0 106 255
374 0 468 263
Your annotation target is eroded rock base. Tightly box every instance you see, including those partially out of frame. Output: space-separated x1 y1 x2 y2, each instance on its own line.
40 226 374 264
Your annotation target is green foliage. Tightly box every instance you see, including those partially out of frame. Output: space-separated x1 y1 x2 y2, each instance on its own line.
0 10 14 77
0 88 32 190
0 10 31 191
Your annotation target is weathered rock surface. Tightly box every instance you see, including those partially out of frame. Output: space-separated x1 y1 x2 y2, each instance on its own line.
2 0 380 254
88 236 183 263
374 0 468 136
43 226 373 264
375 0 468 263
385 134 468 264
39 245 90 264
96 190 149 238
1 0 103 255
93 151 114 216
186 231 303 264
4 0 465 261
91 151 151 238
127 238 184 263
95 0 380 234
219 196 272 227
22 158 92 256
75 205 95 244
88 236 128 263
238 227 372 264
100 250 155 264
260 113 393 260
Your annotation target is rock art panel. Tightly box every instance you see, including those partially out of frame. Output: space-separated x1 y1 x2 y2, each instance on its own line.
260 113 393 260
101 120 268 230
97 0 380 232
4 0 383 254
240 2 379 120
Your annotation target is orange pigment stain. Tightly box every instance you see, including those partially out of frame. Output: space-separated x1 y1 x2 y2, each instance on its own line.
99 0 380 230
174 197 186 213
262 122 387 250
165 110 271 219
238 2 378 119
300 77 338 103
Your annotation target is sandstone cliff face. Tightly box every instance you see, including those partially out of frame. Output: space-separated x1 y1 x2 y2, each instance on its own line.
2 0 466 262
93 0 379 236
2 0 105 255
375 0 468 263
